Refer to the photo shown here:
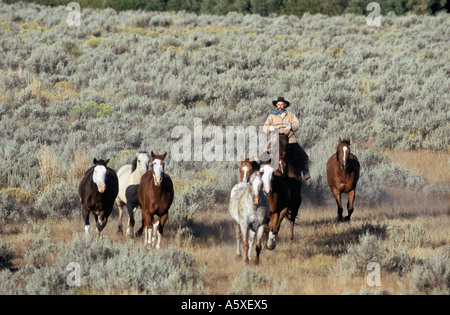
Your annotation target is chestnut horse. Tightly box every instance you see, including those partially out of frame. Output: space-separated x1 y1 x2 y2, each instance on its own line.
239 158 260 182
79 159 119 238
138 152 174 249
261 160 289 250
326 138 360 222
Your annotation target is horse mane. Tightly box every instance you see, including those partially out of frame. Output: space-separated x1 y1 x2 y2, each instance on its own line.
131 151 149 172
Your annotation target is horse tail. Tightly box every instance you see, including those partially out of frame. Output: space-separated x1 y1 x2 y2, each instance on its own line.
285 208 300 225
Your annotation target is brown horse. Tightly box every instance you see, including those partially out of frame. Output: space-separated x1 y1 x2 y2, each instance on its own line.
277 134 302 240
326 138 360 222
239 158 260 182
137 152 174 249
79 159 119 238
261 160 289 250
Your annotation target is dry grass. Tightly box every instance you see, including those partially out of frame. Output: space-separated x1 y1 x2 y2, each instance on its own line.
3 190 447 295
385 149 450 183
38 143 91 185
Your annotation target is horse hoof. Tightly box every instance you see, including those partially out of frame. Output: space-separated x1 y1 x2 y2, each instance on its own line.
117 228 123 235
344 216 351 222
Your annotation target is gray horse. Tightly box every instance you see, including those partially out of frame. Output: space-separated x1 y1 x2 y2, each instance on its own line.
229 170 270 265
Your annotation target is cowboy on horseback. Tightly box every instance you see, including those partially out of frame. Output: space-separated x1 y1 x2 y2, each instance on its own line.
263 97 311 181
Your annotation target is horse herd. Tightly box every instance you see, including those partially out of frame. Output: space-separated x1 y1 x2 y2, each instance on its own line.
78 136 360 264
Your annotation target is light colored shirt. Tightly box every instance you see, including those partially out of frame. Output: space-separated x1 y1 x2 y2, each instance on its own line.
263 110 300 144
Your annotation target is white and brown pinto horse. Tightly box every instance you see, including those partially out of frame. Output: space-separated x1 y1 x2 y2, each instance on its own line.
116 151 151 236
137 152 174 250
79 159 119 238
230 165 271 265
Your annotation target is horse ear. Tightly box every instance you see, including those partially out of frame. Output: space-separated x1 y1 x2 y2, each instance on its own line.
151 151 155 158
93 158 98 164
347 137 351 143
338 137 342 143
104 159 110 165
162 152 167 159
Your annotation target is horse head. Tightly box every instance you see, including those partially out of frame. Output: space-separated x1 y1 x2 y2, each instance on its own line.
239 157 261 183
259 161 275 196
151 151 167 186
278 133 289 154
337 137 351 170
132 151 151 175
92 158 110 193
249 172 263 206
277 151 287 175
240 158 252 183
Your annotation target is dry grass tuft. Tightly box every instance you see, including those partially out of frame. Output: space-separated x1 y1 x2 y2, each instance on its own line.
385 150 450 183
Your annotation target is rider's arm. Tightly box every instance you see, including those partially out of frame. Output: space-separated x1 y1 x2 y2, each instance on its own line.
290 113 300 132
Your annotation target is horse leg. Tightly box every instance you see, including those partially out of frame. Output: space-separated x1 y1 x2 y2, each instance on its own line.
82 206 90 238
266 213 278 251
126 202 135 238
116 199 124 234
248 229 256 262
97 212 107 237
254 225 265 265
234 221 241 257
92 212 101 238
345 190 355 222
241 224 250 264
332 188 343 222
135 207 145 237
142 210 152 250
155 213 168 250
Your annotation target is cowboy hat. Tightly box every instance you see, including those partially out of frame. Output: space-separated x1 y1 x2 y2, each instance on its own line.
272 96 290 108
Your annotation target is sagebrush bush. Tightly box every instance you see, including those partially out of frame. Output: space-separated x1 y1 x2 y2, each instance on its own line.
0 240 14 270
33 180 80 219
389 223 431 248
0 190 24 224
409 246 450 295
338 233 387 277
53 236 204 294
228 268 291 295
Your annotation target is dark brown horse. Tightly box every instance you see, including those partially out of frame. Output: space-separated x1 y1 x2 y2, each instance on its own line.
138 152 174 249
277 134 302 240
79 159 119 237
326 138 360 222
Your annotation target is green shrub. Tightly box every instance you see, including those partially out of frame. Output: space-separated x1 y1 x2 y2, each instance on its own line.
70 101 115 119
